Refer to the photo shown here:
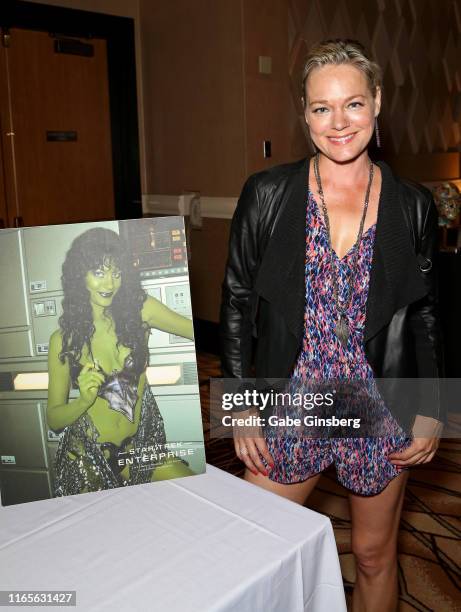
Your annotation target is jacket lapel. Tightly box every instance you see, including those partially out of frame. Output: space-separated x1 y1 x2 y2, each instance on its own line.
254 159 308 341
364 161 427 342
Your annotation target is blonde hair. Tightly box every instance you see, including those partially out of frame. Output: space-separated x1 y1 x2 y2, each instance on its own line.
302 39 382 107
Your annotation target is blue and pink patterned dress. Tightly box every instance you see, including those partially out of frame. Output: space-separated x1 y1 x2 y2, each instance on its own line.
265 190 412 495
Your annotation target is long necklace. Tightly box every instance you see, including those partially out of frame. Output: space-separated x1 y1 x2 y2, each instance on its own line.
313 152 374 347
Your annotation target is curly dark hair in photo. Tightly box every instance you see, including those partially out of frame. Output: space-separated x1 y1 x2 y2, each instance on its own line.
58 227 148 375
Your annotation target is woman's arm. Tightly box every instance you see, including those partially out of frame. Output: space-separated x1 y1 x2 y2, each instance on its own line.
220 176 275 476
408 194 445 420
220 175 261 378
390 192 445 467
47 330 105 431
410 194 443 384
141 296 194 340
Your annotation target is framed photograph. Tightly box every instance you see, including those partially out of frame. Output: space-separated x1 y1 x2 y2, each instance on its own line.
0 217 205 506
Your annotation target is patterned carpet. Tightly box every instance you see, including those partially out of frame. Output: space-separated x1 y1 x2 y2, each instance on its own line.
197 352 461 611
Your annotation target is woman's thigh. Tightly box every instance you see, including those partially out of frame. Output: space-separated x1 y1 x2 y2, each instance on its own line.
348 470 409 556
244 469 322 505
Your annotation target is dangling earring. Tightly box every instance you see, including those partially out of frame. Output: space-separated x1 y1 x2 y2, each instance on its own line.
374 117 381 148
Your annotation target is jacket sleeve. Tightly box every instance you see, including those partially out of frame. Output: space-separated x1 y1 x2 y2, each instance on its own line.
409 193 446 422
219 175 261 379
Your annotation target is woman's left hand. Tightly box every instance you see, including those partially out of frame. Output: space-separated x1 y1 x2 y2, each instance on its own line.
388 415 443 467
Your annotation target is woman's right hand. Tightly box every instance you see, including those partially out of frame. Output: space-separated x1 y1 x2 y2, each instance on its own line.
233 411 275 476
77 362 105 408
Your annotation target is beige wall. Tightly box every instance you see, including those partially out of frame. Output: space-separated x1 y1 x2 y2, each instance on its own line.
188 218 231 323
140 0 292 196
140 0 247 197
242 0 293 175
139 0 292 322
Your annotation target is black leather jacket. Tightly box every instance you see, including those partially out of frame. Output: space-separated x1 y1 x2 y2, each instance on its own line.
220 158 445 428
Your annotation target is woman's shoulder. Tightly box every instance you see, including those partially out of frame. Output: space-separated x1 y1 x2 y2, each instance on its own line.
48 330 70 370
395 177 437 232
397 177 433 207
247 158 308 190
378 161 438 242
235 158 308 222
49 329 64 349
378 160 433 206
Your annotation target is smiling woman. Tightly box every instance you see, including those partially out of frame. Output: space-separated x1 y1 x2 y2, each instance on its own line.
47 227 194 496
85 263 122 309
305 63 380 169
220 39 445 611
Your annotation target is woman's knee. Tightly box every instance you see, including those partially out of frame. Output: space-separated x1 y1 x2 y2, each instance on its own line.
352 539 397 577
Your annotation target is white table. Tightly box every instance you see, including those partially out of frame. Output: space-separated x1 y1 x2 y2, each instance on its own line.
0 465 346 611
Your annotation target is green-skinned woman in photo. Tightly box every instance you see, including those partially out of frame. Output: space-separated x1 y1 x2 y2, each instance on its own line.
47 227 194 496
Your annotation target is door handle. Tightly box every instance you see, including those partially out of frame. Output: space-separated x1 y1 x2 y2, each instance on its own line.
13 216 24 227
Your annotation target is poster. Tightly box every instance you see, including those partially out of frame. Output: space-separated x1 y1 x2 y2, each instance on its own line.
0 217 206 506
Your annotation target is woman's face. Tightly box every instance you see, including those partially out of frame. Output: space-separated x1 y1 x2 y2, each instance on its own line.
85 261 122 309
304 63 381 164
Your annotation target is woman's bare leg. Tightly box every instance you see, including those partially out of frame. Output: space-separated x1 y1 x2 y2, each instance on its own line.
244 469 322 505
349 470 409 612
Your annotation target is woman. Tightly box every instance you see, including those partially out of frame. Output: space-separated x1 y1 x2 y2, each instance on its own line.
220 40 444 611
47 227 194 496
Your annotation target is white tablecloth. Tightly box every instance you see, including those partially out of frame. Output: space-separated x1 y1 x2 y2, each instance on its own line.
0 465 346 611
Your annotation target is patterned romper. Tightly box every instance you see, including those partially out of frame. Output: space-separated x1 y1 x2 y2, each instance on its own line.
265 191 412 496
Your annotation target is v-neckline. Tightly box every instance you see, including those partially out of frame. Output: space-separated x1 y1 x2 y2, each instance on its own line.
87 341 131 377
309 190 377 262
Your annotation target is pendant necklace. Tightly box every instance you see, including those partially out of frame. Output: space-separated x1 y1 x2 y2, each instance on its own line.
313 152 374 347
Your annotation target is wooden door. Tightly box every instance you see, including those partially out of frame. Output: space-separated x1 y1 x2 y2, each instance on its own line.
0 28 115 227
0 40 9 228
